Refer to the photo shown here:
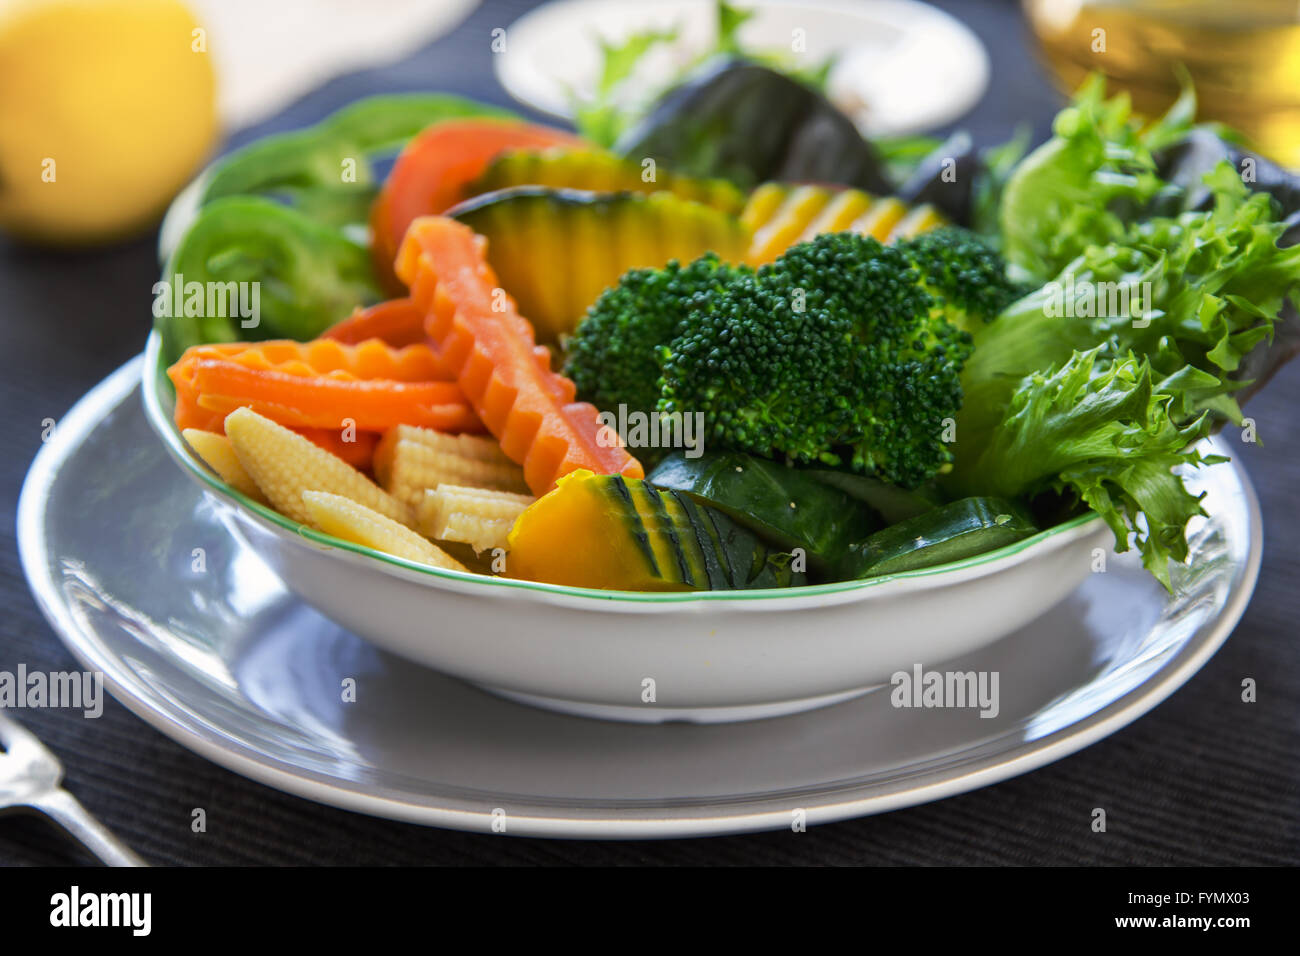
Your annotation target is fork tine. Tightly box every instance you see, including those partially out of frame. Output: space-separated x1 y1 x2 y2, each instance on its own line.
0 709 50 755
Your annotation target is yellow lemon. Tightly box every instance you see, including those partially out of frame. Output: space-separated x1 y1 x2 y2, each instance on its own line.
0 0 218 244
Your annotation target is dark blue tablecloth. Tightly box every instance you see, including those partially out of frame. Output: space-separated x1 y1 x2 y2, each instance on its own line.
1 0 1296 865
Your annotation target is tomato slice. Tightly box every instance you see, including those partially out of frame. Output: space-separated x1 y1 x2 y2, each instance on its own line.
370 119 585 289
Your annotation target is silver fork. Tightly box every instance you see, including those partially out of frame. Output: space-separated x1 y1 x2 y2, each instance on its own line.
0 710 146 866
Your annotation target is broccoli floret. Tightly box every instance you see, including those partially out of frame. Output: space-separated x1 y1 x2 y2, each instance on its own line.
565 253 749 416
658 232 974 488
895 226 1025 331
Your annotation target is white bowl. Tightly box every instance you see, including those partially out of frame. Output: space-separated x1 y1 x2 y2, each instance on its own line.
142 331 1112 722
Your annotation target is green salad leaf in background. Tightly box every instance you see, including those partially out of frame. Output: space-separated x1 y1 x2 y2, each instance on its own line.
157 94 516 361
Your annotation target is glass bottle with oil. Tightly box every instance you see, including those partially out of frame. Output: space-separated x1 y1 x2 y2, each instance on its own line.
1023 0 1300 167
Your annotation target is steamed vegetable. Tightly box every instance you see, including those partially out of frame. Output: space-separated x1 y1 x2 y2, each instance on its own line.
156 65 1300 594
159 96 519 360
161 97 518 357
198 94 517 229
469 148 746 214
158 196 382 361
572 1 836 147
302 490 467 571
447 187 750 342
565 224 1013 488
802 470 943 525
740 183 946 264
394 216 644 494
370 119 587 288
181 429 265 503
417 485 534 553
565 252 746 421
647 451 879 570
224 407 414 527
567 231 982 488
375 425 529 513
900 227 1027 333
839 497 1038 579
169 337 478 472
659 231 972 488
184 358 473 433
507 470 804 591
167 338 473 434
615 59 891 193
321 299 431 349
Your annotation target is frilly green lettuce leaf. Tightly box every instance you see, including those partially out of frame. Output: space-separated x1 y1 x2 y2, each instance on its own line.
998 74 1196 281
953 347 1221 591
958 165 1300 453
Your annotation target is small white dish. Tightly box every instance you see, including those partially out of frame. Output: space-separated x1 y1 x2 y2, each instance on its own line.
495 0 991 137
140 331 1121 722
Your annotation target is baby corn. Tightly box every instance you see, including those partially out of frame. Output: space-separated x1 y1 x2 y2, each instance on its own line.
225 407 413 528
182 428 266 503
376 424 528 511
419 484 534 553
302 491 468 572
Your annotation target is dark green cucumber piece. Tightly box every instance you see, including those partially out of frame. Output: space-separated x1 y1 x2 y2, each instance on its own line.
838 497 1038 579
648 452 878 570
803 468 944 525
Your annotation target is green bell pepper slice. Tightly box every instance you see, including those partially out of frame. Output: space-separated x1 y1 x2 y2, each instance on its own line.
197 94 518 227
156 196 381 362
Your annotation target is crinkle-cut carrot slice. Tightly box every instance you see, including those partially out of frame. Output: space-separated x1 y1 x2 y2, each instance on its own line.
167 337 477 437
173 338 449 382
192 359 480 433
395 216 642 495
172 381 227 432
322 299 432 349
226 339 447 381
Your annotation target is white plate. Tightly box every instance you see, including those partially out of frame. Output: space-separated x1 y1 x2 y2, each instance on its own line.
495 0 991 137
16 358 1262 836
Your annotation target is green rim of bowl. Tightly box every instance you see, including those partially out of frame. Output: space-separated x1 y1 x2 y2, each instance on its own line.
143 330 1102 603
